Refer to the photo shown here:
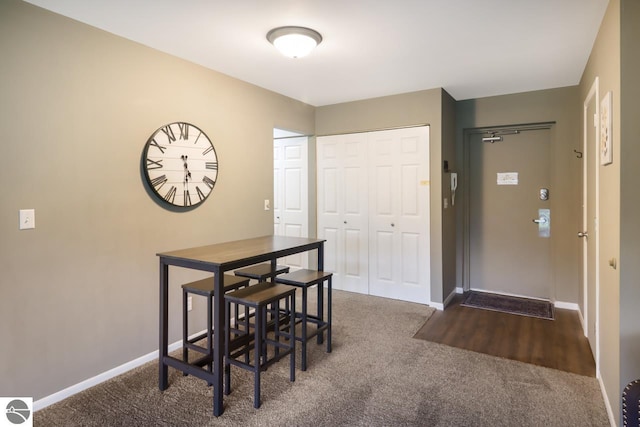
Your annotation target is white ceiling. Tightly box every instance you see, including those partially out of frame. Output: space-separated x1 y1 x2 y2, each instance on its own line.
25 0 608 107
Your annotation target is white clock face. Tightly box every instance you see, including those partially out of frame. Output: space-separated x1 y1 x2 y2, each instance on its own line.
143 122 218 207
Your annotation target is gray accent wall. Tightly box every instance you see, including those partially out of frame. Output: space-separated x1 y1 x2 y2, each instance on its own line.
456 87 582 304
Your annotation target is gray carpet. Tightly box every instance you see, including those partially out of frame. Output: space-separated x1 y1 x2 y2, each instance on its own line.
35 290 610 426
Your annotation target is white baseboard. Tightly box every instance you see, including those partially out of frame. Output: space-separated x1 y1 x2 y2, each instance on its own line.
597 372 616 426
429 301 444 311
34 329 206 412
553 300 580 311
430 286 464 311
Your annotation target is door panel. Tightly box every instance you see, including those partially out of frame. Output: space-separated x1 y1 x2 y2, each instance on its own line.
317 134 369 293
274 137 308 268
368 127 430 304
469 128 552 299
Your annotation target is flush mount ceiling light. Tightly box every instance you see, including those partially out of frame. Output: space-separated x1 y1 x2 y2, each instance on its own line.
267 26 322 58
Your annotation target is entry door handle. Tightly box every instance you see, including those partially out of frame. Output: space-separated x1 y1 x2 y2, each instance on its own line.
577 231 588 238
533 209 550 238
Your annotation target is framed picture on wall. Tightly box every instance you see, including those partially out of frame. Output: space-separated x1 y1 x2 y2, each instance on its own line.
600 91 613 165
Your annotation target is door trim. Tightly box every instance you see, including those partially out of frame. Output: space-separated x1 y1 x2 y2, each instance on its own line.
462 122 555 293
582 76 600 372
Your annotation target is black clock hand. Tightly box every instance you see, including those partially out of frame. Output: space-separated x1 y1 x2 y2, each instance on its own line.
181 155 192 186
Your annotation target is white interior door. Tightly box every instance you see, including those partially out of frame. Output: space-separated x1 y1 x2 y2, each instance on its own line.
317 133 369 293
274 136 308 269
582 80 599 361
368 127 431 304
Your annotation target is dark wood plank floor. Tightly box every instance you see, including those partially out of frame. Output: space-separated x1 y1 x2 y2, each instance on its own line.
414 294 596 377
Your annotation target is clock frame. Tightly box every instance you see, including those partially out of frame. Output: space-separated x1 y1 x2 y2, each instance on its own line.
143 122 218 207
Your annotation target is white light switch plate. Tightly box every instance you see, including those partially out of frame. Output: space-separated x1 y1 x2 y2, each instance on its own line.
19 209 35 230
264 199 270 211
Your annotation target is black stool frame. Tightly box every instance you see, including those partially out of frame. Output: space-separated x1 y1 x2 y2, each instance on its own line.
181 275 250 373
276 269 332 371
224 282 296 409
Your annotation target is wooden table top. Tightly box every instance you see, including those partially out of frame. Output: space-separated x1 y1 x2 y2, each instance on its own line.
157 235 325 267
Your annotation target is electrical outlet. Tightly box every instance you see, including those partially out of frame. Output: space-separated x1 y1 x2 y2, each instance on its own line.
187 296 193 312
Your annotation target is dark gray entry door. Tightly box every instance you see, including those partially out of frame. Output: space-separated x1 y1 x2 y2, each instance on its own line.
468 128 552 299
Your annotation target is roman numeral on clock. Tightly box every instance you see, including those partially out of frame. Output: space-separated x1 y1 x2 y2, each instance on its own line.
177 122 189 140
202 146 214 156
161 125 176 143
151 174 168 190
206 162 218 170
196 186 206 201
150 139 166 154
164 186 177 204
146 158 163 170
203 175 216 189
184 190 191 207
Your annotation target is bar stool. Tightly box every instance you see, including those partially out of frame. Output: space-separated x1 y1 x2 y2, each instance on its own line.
235 263 291 323
234 263 290 282
224 282 296 409
275 269 332 371
181 274 250 372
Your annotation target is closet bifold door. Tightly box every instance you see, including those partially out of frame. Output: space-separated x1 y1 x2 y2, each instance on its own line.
367 126 430 304
316 126 430 304
316 133 369 295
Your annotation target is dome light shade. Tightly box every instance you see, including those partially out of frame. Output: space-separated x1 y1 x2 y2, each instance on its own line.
267 26 322 58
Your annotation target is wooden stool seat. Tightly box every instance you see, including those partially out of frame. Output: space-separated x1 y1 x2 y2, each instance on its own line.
234 263 290 281
275 269 332 371
181 274 250 371
224 282 296 409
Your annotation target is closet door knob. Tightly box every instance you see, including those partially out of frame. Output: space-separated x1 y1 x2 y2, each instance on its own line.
391 223 395 227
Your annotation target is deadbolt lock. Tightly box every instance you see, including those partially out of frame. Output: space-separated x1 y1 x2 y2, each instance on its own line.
539 188 549 201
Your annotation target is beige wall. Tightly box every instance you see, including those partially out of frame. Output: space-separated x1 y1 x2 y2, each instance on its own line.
0 0 315 400
456 87 582 304
315 88 454 304
619 0 640 413
579 0 621 422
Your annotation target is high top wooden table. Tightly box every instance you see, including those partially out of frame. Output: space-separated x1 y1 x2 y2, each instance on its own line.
157 235 325 416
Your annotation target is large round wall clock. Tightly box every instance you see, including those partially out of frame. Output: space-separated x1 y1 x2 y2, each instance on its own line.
143 122 218 207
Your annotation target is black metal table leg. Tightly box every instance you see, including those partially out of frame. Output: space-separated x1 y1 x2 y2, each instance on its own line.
159 261 169 391
213 268 224 416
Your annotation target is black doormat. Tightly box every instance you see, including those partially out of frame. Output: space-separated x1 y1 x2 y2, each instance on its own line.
461 291 554 320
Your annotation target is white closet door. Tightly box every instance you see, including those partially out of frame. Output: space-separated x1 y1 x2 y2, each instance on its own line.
317 134 369 293
368 127 430 304
274 137 308 269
